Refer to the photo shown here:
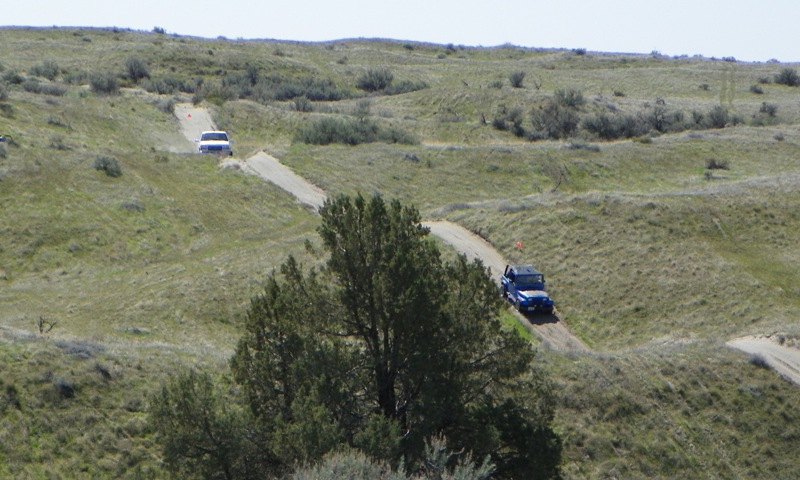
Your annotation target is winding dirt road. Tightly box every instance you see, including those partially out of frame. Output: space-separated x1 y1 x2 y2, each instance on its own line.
173 104 800 370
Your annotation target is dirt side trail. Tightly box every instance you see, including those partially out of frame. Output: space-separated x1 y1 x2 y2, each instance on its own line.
727 336 800 386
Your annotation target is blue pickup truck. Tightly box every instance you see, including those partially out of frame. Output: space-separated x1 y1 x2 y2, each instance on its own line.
500 264 554 314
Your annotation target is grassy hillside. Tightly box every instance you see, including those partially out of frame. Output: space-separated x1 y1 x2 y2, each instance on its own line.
1 27 799 478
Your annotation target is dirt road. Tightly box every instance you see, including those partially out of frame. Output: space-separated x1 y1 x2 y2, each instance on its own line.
173 103 216 153
425 222 590 352
727 336 800 386
173 105 800 369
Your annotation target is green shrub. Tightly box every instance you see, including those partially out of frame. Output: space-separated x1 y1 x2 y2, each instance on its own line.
529 98 580 139
377 125 419 145
22 79 67 96
63 70 91 85
492 107 525 137
90 72 119 95
296 116 377 145
293 96 313 112
749 84 764 94
774 68 800 86
706 105 729 128
759 102 778 117
154 97 176 115
554 88 585 108
2 70 24 85
93 156 122 177
295 116 417 146
0 82 7 101
30 60 60 81
509 71 525 88
250 74 346 102
582 113 645 140
356 68 394 92
125 57 151 83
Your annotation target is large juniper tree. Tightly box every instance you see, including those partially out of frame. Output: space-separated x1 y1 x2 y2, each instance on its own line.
231 194 561 478
155 193 561 479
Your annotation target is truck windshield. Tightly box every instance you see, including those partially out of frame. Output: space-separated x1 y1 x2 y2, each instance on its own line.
515 274 543 288
202 132 228 141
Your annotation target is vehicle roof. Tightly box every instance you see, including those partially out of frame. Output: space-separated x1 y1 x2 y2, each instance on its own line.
201 130 228 135
508 264 543 275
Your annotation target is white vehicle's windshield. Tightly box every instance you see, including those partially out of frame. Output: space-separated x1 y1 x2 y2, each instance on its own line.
201 132 228 141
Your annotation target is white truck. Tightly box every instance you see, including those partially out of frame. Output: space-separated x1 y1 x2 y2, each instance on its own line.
196 131 233 156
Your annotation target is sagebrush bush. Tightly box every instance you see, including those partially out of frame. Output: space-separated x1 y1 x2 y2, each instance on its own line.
554 88 585 108
356 68 394 92
492 107 525 137
22 80 67 96
0 143 6 159
295 116 417 145
509 71 525 88
293 96 313 112
2 70 24 85
90 72 119 95
529 98 580 139
774 68 800 86
154 97 176 115
30 60 60 81
0 82 7 101
296 116 377 145
706 105 729 128
143 77 190 94
93 156 122 177
125 57 150 83
582 113 645 140
63 70 91 85
759 102 778 117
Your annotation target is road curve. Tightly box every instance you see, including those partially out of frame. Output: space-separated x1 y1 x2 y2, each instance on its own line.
727 336 800 386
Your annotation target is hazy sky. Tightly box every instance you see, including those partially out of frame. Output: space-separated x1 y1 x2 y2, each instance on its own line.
5 0 799 62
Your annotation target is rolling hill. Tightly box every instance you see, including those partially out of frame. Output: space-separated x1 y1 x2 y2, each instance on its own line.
1 26 799 479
